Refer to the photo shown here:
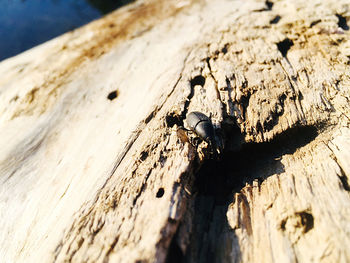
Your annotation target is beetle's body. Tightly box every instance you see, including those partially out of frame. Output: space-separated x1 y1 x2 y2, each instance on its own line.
186 111 216 146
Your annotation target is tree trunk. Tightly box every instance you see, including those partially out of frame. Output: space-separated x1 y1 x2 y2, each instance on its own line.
0 0 349 262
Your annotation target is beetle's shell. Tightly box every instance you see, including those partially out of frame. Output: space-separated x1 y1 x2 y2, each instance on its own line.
186 112 210 129
195 121 215 142
186 111 215 143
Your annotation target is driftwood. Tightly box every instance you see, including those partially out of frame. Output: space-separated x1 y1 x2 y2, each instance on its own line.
0 0 349 262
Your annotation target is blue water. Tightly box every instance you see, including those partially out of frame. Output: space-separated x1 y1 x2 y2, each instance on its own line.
0 0 132 62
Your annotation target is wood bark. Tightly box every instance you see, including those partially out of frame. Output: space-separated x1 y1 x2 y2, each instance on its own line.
0 0 349 262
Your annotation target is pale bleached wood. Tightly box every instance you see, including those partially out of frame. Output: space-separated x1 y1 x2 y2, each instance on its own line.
0 0 349 262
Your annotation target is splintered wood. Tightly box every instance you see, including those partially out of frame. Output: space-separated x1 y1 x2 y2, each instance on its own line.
0 0 349 262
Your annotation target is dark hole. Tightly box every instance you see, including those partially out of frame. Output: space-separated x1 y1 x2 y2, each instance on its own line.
221 44 229 54
298 91 304 100
190 75 206 88
238 92 251 118
298 212 314 233
145 112 154 124
107 90 118 100
156 188 165 198
339 174 350 191
194 125 318 200
166 236 184 263
277 38 294 57
183 125 319 262
266 0 273 10
310 19 321 27
270 15 281 24
166 113 183 128
280 219 286 231
336 14 349 30
140 151 148 161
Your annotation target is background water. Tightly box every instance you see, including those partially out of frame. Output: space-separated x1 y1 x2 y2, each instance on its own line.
0 0 133 62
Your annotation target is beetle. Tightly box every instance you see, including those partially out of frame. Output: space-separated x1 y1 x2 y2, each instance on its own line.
185 111 221 155
186 112 215 143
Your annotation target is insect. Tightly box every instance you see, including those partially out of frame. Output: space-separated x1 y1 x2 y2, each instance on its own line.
185 111 221 155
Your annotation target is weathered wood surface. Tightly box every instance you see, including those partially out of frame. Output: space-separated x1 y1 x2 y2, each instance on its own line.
0 0 349 262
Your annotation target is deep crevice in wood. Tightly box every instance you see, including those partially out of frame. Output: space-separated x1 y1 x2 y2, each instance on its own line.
338 174 350 191
166 234 185 263
336 165 350 191
170 124 319 262
198 124 318 196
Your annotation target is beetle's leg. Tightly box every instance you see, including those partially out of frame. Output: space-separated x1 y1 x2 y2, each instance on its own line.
211 142 218 159
177 127 190 144
192 137 201 147
187 136 194 146
177 126 191 132
184 187 192 196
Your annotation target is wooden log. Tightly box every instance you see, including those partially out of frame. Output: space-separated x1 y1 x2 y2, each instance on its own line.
0 0 349 262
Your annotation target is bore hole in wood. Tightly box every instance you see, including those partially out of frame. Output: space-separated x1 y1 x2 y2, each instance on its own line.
298 212 314 233
221 43 229 54
277 38 293 57
107 90 118 100
140 151 148 161
336 14 349 30
265 0 273 10
165 113 182 128
190 75 205 88
310 19 321 27
156 188 165 198
270 15 281 24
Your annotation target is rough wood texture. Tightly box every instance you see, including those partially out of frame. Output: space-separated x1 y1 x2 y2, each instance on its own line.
0 0 349 262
